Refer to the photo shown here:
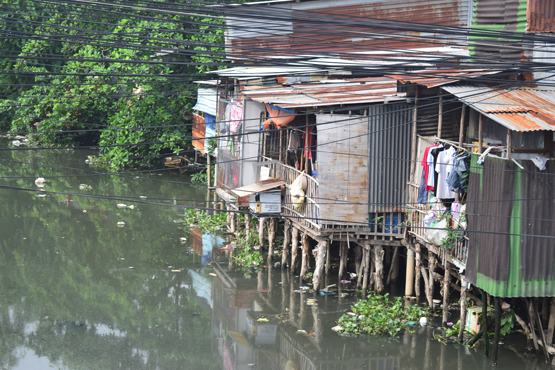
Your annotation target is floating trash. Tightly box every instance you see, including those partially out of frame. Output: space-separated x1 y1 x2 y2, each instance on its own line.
419 317 428 327
82 210 87 213
116 221 126 227
306 298 318 306
331 325 343 332
296 330 307 335
256 317 270 323
127 204 135 210
34 177 46 187
78 184 92 191
12 140 22 147
116 203 127 209
171 269 183 273
208 272 217 277
179 237 187 244
139 195 147 199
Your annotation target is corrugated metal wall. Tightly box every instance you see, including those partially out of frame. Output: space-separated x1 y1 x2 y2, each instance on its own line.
526 0 555 32
466 155 555 297
367 102 412 213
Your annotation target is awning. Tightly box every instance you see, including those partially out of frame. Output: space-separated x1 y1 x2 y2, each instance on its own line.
443 85 555 132
193 87 218 116
231 179 284 206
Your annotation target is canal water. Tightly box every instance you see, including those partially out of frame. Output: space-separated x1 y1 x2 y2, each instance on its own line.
0 145 551 370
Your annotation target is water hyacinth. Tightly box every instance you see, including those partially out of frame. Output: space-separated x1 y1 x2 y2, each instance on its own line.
335 293 428 337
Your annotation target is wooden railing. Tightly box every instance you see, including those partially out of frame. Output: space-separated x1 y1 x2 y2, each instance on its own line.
264 158 322 231
406 182 468 268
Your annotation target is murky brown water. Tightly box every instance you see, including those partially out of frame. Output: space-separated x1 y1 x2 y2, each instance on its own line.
0 144 551 370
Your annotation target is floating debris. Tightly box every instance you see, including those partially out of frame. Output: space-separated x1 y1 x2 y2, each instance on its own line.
82 210 87 213
256 317 270 323
116 203 127 209
139 195 147 199
419 317 428 327
306 298 318 306
34 177 46 187
12 140 22 147
78 184 92 191
331 325 343 332
296 330 307 335
171 269 183 273
116 221 126 227
36 193 47 198
209 272 217 277
179 237 187 244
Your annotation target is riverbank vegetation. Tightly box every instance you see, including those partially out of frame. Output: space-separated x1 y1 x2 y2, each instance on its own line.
184 208 227 234
335 294 428 337
0 1 224 170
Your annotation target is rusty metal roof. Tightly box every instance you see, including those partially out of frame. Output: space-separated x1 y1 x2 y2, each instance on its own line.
443 85 555 132
387 69 501 88
527 0 555 32
241 77 405 108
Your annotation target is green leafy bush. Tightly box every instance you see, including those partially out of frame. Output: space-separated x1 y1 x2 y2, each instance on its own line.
184 209 227 234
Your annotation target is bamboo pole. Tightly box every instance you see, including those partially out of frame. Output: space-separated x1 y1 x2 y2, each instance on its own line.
478 114 484 153
437 94 443 138
258 217 266 249
338 241 348 281
362 246 371 294
427 255 437 307
355 244 363 288
324 241 331 275
410 88 419 178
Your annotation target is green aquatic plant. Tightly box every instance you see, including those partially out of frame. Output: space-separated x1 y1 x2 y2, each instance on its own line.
335 293 428 337
190 171 208 185
184 209 227 234
232 231 263 271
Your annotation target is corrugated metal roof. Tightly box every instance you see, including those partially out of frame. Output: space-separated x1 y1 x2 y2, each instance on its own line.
241 77 405 108
527 0 555 32
442 85 555 132
214 66 328 78
192 87 218 116
387 69 502 88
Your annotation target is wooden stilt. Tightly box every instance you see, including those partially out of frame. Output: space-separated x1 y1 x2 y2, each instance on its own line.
267 218 276 261
459 275 468 343
482 290 489 357
415 244 422 303
338 241 348 281
373 245 385 293
230 211 236 234
324 242 331 275
258 217 266 249
442 259 450 324
492 297 501 364
257 270 264 292
290 227 299 272
300 233 310 280
529 299 540 351
404 246 415 298
387 246 400 285
427 254 437 307
362 245 371 294
281 220 291 269
547 298 555 347
245 214 251 234
356 245 365 289
312 239 328 291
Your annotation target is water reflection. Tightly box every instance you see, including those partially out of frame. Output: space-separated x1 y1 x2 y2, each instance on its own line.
208 260 552 370
0 144 551 370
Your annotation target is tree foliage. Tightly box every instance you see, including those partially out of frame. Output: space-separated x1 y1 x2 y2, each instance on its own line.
0 0 224 170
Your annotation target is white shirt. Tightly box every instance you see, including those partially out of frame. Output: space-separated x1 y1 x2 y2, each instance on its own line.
435 146 456 199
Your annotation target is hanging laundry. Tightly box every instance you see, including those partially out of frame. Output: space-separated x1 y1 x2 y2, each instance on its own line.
446 151 470 193
435 146 456 200
229 101 244 134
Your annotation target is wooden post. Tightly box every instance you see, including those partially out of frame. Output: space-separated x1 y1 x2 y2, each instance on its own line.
312 239 328 291
415 244 422 303
373 245 385 293
442 259 450 325
482 290 489 357
507 129 512 159
281 220 291 269
258 217 266 249
356 248 365 290
404 246 415 297
355 244 362 287
478 114 484 153
268 218 276 261
459 275 468 343
245 214 251 234
427 254 437 308
492 297 501 364
338 241 348 281
547 298 555 347
437 93 443 138
229 210 236 234
290 227 299 272
206 153 212 189
324 242 331 275
300 233 310 280
389 246 400 284
458 105 466 147
362 245 371 294
528 299 540 351
410 88 419 178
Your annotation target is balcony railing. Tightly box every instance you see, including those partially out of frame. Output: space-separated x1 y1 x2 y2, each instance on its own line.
407 182 468 268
